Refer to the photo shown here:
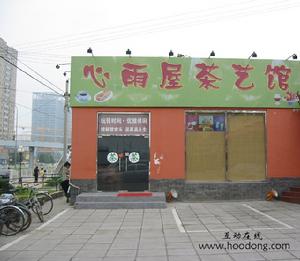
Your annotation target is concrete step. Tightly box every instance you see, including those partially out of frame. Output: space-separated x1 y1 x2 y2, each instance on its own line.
75 192 166 203
74 192 167 209
74 201 167 209
281 196 300 204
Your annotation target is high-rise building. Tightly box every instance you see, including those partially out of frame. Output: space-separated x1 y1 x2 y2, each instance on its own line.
0 38 18 140
31 92 71 143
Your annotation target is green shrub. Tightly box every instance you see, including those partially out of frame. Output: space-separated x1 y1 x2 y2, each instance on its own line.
0 177 9 194
45 176 62 187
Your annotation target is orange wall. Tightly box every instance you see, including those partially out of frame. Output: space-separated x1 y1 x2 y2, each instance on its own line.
72 108 97 179
150 109 185 179
71 108 186 180
72 107 300 181
267 109 300 178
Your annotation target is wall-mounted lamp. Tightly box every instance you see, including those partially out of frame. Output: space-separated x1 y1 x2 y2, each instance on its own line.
87 47 94 56
126 49 131 57
286 54 297 60
248 51 257 59
169 50 174 57
56 63 70 69
208 50 215 58
63 71 71 77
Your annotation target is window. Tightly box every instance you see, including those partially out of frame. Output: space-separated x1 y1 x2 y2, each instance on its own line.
186 111 266 181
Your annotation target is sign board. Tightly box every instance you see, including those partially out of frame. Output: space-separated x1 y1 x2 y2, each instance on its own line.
71 56 300 108
98 113 149 136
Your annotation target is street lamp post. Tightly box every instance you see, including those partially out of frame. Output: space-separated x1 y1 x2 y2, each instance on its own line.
63 79 69 164
14 106 18 168
56 63 71 164
18 145 24 186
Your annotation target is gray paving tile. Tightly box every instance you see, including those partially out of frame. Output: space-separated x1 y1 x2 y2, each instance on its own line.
74 249 107 258
137 248 167 256
70 257 103 261
289 250 300 258
260 250 296 260
168 248 198 256
54 243 83 250
106 249 137 257
168 255 200 261
42 250 78 257
102 256 135 261
230 252 266 260
61 237 90 244
111 241 139 249
167 242 195 249
40 256 77 261
25 241 58 251
7 257 41 261
0 250 18 261
199 254 233 261
82 243 110 250
139 242 166 249
9 250 48 260
165 236 191 243
87 235 115 244
136 257 168 261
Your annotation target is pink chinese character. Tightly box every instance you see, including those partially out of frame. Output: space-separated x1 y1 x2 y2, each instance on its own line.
122 63 149 88
83 65 110 88
160 62 182 89
265 64 291 90
195 63 221 90
232 64 255 90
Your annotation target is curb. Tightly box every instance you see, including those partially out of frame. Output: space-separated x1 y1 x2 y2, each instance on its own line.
49 190 64 199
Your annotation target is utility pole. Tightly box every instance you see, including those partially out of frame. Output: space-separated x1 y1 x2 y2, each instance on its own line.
14 106 18 168
63 79 69 164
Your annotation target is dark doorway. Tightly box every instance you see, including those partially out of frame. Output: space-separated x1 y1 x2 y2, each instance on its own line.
97 136 149 191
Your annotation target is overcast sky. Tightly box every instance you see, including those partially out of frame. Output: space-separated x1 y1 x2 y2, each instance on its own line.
0 0 300 134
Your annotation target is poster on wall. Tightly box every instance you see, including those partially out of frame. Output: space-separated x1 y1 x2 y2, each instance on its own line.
186 113 225 131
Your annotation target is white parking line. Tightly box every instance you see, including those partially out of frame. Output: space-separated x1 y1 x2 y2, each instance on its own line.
186 227 292 233
0 208 70 251
171 207 186 233
173 204 293 234
0 235 29 251
242 204 293 229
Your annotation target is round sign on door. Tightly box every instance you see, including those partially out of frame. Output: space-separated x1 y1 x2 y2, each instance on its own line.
129 152 140 163
107 152 118 163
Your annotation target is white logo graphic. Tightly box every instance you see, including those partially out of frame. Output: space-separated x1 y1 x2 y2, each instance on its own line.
107 152 118 163
128 152 140 163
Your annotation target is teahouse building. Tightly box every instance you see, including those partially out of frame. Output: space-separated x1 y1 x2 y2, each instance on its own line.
70 56 300 200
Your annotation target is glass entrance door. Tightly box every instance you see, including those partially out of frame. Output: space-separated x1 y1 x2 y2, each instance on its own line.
97 136 149 191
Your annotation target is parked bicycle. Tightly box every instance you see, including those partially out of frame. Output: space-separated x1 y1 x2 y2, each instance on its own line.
0 193 32 232
24 187 53 222
7 183 54 223
0 204 25 236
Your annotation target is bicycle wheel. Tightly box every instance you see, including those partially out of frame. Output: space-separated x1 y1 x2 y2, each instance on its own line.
15 203 32 231
0 206 25 236
36 192 53 215
32 200 44 223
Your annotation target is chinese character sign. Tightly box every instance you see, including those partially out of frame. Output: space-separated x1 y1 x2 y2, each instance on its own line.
98 114 149 136
71 57 300 108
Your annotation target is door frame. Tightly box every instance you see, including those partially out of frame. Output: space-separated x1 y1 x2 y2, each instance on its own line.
96 112 151 191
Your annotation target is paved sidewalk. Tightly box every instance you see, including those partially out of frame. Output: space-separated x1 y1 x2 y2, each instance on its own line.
0 197 69 248
1 200 300 261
